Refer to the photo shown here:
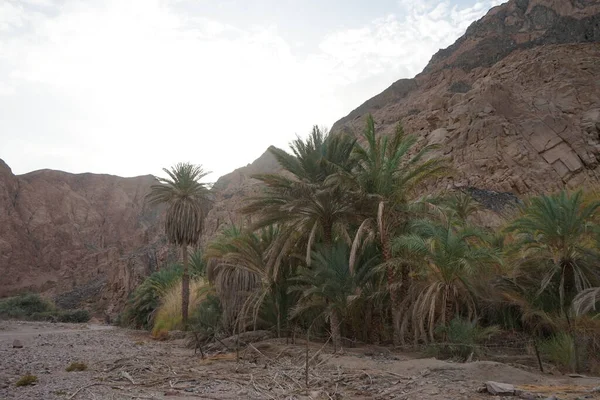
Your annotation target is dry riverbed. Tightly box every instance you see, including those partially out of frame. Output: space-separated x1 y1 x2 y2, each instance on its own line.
1 320 600 399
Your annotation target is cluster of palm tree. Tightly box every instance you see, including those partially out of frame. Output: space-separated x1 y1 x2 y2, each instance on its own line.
145 115 600 368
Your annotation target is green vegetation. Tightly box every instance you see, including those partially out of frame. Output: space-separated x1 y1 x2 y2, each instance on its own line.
539 332 576 372
65 362 88 372
15 374 38 387
0 293 54 318
126 114 600 373
0 293 90 323
147 163 211 327
119 251 206 329
428 318 500 361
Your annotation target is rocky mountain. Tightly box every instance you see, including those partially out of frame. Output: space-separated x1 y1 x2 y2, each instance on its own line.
1 0 599 312
0 160 173 315
203 0 600 236
331 0 600 194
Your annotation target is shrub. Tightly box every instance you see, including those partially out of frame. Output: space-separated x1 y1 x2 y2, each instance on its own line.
15 374 38 387
540 332 576 372
119 263 184 329
66 362 88 372
30 311 59 322
189 292 222 339
56 309 90 323
0 293 54 319
430 318 500 361
29 309 90 323
152 278 210 337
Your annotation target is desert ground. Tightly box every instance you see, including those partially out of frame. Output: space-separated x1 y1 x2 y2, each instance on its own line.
1 321 600 400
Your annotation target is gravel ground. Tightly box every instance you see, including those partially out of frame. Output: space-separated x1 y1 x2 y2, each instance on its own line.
1 321 600 400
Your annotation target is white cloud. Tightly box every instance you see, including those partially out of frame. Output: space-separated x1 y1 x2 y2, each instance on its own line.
0 0 504 179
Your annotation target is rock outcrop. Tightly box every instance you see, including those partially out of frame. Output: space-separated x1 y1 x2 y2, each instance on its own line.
331 0 600 195
0 160 173 314
201 0 600 238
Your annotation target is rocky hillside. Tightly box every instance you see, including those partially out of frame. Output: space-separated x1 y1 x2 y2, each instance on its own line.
203 0 600 237
0 159 172 315
331 0 600 194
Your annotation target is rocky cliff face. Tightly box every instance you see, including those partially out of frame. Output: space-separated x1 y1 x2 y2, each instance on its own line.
0 160 172 315
204 0 600 237
331 0 600 195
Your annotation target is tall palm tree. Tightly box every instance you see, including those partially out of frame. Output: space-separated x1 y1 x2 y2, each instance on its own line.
507 190 600 316
146 162 211 327
393 219 500 342
349 114 446 345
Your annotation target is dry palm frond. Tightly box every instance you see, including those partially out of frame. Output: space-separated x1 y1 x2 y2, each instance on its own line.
147 162 211 246
573 287 600 316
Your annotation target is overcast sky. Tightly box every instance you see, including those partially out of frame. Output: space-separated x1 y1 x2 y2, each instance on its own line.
0 0 504 180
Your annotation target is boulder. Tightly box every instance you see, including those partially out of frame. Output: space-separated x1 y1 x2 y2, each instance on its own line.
485 381 515 395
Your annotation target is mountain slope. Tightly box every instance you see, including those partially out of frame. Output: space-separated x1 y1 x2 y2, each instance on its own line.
0 160 172 314
329 0 600 194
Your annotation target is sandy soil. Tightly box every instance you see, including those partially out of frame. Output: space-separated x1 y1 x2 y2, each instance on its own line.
1 320 600 400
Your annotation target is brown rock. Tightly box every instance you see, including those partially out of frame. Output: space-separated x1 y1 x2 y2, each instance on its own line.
12 339 23 348
206 0 600 236
0 161 174 313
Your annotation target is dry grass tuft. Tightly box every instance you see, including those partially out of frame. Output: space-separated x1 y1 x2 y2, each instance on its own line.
66 362 88 372
15 374 38 387
151 278 209 337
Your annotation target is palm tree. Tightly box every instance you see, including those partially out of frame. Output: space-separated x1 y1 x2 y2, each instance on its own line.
393 219 500 342
290 242 362 352
206 225 296 337
205 224 261 333
507 190 600 316
349 114 446 345
146 162 211 327
243 126 359 263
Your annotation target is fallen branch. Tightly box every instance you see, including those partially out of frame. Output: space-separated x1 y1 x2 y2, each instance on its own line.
68 383 101 399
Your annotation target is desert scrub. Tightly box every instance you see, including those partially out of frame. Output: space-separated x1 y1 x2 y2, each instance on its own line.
0 293 54 319
30 309 90 323
66 362 88 372
540 332 576 372
427 318 500 361
152 278 210 337
56 309 90 323
0 293 90 323
15 374 38 387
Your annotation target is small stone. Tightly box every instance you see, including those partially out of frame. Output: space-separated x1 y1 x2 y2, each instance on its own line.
12 339 23 349
164 390 179 396
485 381 515 395
516 390 538 400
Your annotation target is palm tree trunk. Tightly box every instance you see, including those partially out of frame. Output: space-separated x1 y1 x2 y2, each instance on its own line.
371 311 383 345
181 244 190 329
323 224 332 247
382 234 401 347
330 310 342 353
275 297 281 338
